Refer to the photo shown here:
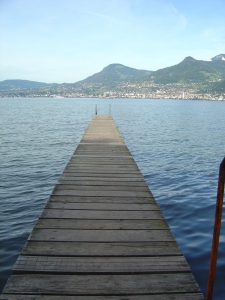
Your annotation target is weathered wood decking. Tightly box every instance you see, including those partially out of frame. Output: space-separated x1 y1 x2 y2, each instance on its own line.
1 115 204 299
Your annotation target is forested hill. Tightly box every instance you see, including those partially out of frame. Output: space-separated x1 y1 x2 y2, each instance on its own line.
76 64 152 86
0 79 55 90
150 56 225 84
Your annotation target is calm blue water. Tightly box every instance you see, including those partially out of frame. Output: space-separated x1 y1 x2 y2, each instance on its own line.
1 98 225 298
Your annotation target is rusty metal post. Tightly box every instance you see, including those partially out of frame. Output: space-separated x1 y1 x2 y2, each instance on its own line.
206 156 225 300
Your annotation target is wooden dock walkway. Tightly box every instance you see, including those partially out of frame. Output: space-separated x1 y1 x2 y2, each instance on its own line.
1 115 205 299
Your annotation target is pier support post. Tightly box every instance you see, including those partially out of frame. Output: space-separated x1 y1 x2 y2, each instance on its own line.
206 156 225 300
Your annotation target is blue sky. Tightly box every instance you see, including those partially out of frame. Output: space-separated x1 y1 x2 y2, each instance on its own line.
0 0 224 83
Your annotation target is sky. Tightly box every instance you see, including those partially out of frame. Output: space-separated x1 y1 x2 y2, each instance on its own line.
0 0 224 83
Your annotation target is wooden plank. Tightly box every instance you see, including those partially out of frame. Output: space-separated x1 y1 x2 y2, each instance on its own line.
64 163 139 169
22 241 182 256
79 142 126 145
53 185 149 192
13 256 191 274
81 129 123 134
75 148 129 151
80 138 125 144
73 153 132 156
28 229 174 242
76 147 129 149
76 144 128 149
60 172 145 178
0 294 206 300
67 161 136 166
69 156 135 161
35 219 168 230
40 209 163 219
44 202 159 211
66 164 138 169
67 161 137 166
51 190 151 197
74 150 131 154
66 164 140 169
72 154 133 158
56 180 148 186
73 155 133 158
73 144 129 149
58 175 146 182
65 167 140 172
63 168 142 174
2 274 201 295
48 195 154 204
75 150 132 154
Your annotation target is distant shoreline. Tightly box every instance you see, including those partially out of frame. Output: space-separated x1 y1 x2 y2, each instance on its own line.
0 96 224 101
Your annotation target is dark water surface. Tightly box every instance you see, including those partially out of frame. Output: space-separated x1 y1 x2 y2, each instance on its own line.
1 98 225 298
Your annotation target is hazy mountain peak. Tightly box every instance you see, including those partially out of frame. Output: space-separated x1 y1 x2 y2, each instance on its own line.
211 54 225 61
182 56 196 62
103 63 126 69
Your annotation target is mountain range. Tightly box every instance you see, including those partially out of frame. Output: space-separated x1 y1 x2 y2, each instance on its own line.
0 54 225 95
75 54 225 86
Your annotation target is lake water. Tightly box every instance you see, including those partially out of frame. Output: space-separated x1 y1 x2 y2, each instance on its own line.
1 97 225 298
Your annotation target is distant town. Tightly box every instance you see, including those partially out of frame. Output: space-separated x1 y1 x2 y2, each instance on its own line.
63 82 224 101
1 81 223 101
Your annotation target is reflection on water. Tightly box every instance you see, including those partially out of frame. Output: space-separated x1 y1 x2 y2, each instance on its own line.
1 98 224 298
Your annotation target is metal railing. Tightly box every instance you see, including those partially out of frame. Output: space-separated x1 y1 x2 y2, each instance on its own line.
94 104 111 115
206 156 225 300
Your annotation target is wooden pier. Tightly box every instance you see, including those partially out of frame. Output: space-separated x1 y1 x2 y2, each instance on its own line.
1 115 204 299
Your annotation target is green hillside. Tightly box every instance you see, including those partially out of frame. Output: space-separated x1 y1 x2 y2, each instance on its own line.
77 64 152 86
211 79 225 93
0 79 54 90
150 57 225 84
